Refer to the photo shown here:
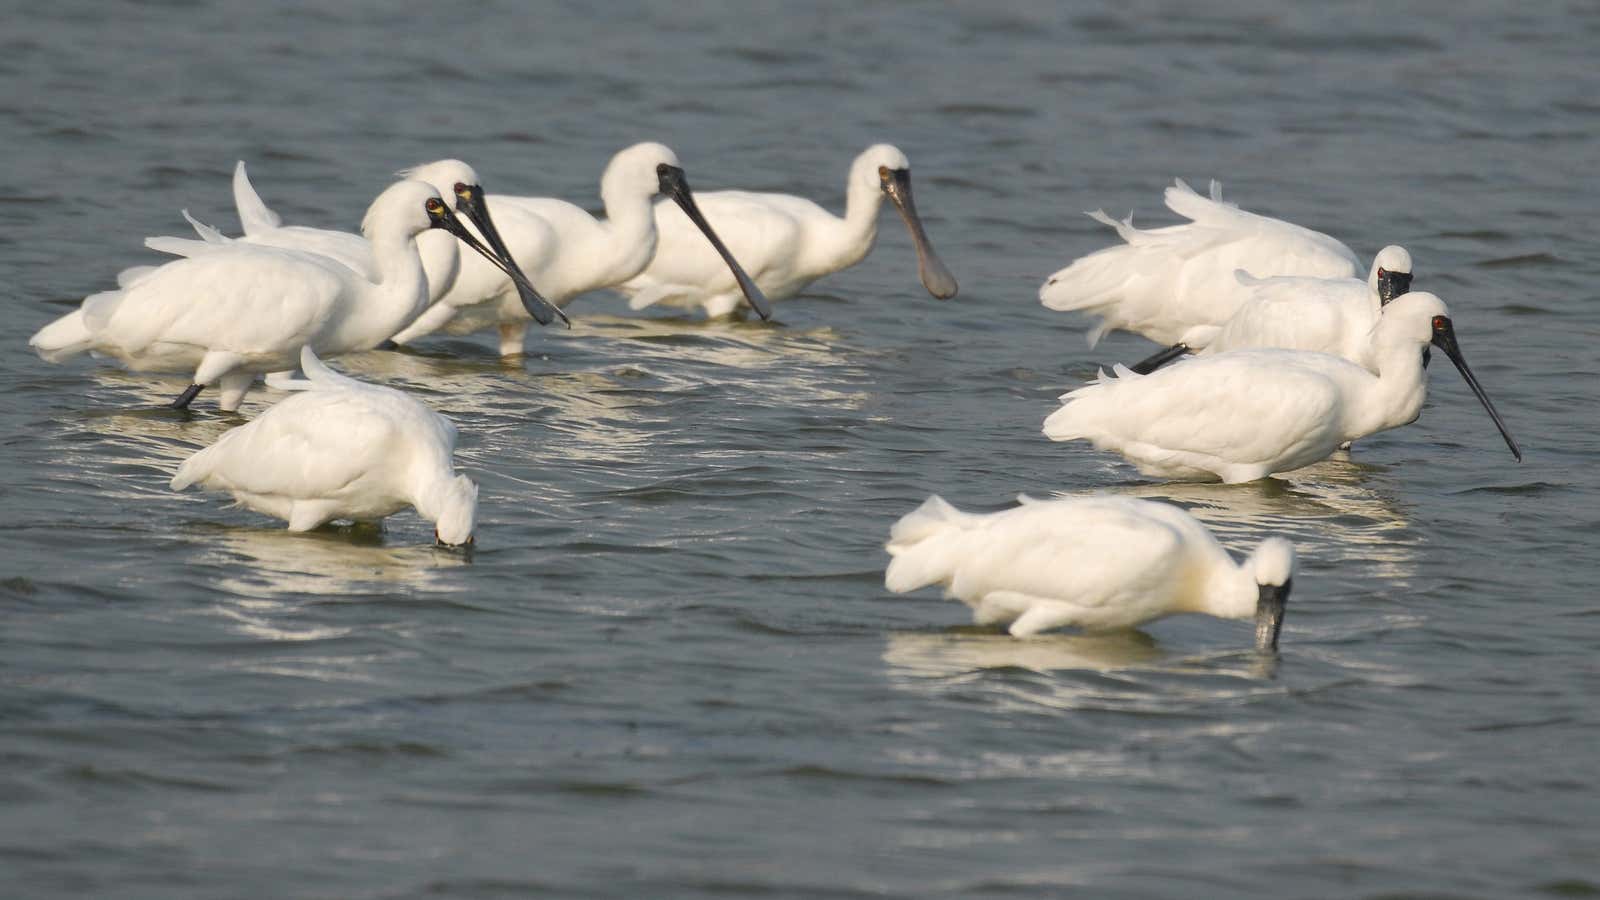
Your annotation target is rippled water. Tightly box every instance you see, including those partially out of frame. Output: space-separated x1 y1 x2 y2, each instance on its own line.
4 2 1599 897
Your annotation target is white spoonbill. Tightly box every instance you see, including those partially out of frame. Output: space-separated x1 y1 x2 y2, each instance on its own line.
614 143 958 318
390 141 770 356
1040 179 1364 347
1128 244 1416 374
1042 291 1522 483
171 346 478 545
145 159 565 326
29 180 542 410
885 494 1294 650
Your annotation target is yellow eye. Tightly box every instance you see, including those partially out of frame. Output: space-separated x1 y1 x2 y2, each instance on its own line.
425 198 445 213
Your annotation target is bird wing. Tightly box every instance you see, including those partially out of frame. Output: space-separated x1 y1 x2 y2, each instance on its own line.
945 499 1186 610
100 245 347 355
1056 353 1345 467
173 389 404 499
1041 181 1364 344
1210 273 1369 355
1161 180 1362 273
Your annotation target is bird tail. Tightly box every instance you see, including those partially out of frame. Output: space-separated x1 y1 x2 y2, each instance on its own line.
884 495 981 594
144 210 234 259
1038 210 1168 348
170 442 221 492
1160 177 1233 222
29 290 123 363
297 345 361 390
1041 367 1138 442
233 161 282 236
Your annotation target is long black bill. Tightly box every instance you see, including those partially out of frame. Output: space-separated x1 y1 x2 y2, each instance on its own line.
1254 580 1290 653
449 185 570 329
1128 342 1191 375
656 165 772 320
880 167 958 299
1429 316 1522 462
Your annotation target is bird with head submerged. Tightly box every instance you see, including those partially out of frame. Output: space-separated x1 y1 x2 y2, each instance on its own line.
390 141 771 355
614 142 958 318
1043 290 1522 483
29 178 546 411
169 346 478 546
884 494 1294 652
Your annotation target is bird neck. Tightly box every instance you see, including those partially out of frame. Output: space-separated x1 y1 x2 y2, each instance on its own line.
1199 564 1257 621
589 188 660 287
411 468 456 520
360 228 432 342
1348 339 1429 439
824 174 885 270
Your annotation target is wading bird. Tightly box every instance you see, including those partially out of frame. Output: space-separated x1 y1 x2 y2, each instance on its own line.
885 494 1294 651
171 346 477 545
1042 291 1521 482
1128 244 1415 374
615 143 958 318
390 142 770 355
30 180 545 410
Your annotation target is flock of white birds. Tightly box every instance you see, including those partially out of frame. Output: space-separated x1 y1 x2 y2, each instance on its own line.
29 148 1522 653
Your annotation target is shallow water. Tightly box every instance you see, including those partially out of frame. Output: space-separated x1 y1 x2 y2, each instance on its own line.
3 2 1599 897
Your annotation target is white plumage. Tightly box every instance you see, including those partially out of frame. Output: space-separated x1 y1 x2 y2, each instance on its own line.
1042 291 1522 482
1039 179 1362 347
1143 244 1416 373
146 160 472 305
884 494 1294 649
614 143 958 318
170 346 478 544
29 179 538 411
391 142 769 356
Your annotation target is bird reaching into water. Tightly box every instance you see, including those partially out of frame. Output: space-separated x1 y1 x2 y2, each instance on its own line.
885 494 1294 651
170 346 478 545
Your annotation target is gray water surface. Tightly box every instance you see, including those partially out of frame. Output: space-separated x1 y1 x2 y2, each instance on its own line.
3 2 1598 897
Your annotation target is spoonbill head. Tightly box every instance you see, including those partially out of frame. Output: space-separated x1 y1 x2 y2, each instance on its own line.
170 346 479 546
398 160 566 327
1371 244 1414 306
883 494 1296 651
428 474 479 547
1043 291 1520 482
615 142 957 318
861 143 959 300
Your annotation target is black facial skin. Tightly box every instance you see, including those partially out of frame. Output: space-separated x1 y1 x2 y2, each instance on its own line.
1377 267 1413 306
1428 314 1522 462
879 166 958 299
655 163 772 320
447 185 569 328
